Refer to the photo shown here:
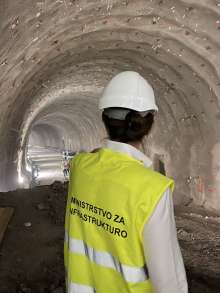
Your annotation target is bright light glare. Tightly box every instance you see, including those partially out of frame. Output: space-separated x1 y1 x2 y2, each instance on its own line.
26 164 32 172
38 169 63 179
18 174 24 184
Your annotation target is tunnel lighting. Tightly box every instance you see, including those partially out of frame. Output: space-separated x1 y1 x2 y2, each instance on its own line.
18 174 24 184
38 169 63 179
26 164 32 172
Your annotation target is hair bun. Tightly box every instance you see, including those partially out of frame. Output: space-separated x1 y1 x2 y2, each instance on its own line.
102 108 154 143
125 111 145 130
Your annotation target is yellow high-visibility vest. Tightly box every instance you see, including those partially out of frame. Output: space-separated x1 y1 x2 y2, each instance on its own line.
64 148 174 293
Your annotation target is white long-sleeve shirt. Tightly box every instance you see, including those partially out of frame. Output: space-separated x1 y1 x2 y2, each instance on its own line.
106 140 188 293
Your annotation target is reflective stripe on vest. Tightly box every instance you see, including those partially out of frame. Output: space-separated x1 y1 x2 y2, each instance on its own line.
68 282 96 293
65 233 149 283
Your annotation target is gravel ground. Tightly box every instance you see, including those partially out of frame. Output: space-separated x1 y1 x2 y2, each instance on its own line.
0 182 219 293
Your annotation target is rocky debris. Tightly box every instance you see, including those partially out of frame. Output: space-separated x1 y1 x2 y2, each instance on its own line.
11 16 19 30
24 222 32 227
52 287 64 293
51 181 66 193
178 228 194 241
0 59 8 66
182 212 220 224
19 284 32 293
176 209 220 292
0 184 220 292
46 181 68 224
36 202 49 211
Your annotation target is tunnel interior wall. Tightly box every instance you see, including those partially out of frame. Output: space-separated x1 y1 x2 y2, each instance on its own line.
0 0 220 211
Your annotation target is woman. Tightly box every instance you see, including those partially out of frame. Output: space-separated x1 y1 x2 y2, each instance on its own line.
64 71 188 293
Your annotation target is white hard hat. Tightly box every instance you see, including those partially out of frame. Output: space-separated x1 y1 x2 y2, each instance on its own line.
99 71 158 112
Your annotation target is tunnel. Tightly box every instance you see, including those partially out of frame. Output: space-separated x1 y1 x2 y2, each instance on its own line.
0 0 220 292
0 0 220 212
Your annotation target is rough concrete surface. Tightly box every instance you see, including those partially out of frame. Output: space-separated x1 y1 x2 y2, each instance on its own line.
0 0 220 211
0 183 220 292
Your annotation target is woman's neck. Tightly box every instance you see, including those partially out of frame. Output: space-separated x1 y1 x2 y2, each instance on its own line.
128 141 142 150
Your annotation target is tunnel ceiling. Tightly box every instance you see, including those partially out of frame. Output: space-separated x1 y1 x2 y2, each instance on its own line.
0 0 220 211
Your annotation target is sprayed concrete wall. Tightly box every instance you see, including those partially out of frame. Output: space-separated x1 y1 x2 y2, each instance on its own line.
0 0 220 211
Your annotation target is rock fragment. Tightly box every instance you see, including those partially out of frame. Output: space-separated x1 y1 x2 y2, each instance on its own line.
24 222 32 227
52 287 64 293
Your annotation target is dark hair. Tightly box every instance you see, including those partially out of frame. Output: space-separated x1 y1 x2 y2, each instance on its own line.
102 108 154 143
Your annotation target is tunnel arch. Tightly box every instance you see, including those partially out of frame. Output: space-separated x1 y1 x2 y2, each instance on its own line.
0 0 219 211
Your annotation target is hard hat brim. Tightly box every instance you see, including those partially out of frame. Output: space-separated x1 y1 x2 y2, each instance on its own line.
99 96 158 112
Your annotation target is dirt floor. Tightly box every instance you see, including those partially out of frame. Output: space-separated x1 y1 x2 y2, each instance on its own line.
0 182 220 293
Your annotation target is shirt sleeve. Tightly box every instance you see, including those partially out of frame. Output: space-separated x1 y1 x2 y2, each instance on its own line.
142 188 188 293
